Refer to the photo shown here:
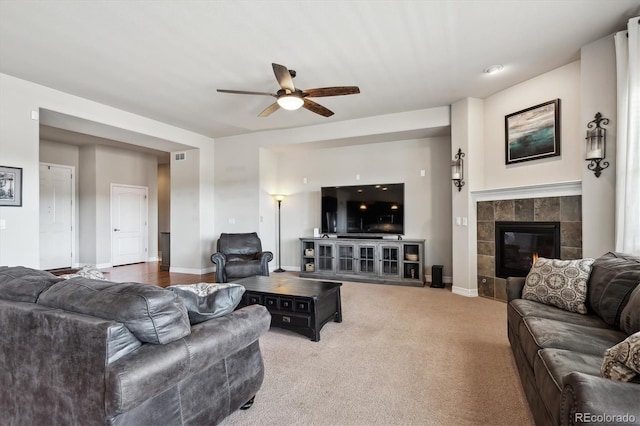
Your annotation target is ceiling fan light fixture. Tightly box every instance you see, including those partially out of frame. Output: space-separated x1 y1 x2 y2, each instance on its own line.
277 95 304 110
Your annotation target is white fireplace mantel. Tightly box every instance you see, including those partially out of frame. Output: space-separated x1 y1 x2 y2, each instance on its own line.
471 180 582 202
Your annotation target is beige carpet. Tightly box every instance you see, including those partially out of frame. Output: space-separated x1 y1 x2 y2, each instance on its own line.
221 276 534 426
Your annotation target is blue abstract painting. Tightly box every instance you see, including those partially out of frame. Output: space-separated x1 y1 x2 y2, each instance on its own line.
506 100 559 164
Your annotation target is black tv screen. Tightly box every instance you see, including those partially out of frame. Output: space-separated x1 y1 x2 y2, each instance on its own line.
321 183 404 235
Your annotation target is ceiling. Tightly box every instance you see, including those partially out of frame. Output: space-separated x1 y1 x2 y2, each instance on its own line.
1 1 639 142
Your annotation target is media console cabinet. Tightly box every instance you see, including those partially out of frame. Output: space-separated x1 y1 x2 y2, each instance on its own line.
299 237 425 286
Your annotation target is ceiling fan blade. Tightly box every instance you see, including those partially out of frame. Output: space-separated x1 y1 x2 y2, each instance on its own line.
272 63 295 93
303 86 360 98
303 99 334 117
217 89 276 97
258 102 280 117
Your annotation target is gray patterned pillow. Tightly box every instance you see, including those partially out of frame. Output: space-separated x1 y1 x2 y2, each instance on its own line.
59 265 106 280
168 283 245 324
601 332 640 382
522 257 595 314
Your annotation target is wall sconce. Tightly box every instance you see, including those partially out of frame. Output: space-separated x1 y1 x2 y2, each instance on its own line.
585 112 609 178
451 148 465 191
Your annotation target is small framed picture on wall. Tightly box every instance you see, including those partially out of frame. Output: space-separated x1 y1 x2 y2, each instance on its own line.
505 99 560 165
0 165 23 207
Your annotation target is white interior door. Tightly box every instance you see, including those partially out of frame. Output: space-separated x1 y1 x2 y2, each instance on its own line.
39 164 73 270
111 184 148 266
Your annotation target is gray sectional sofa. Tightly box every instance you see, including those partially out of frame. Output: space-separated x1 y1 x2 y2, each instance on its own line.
0 266 271 425
507 252 640 425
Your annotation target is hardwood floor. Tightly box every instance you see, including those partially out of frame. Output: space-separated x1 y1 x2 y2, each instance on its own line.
99 262 218 288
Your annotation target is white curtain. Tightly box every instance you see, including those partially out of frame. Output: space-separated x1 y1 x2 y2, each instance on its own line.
615 17 640 255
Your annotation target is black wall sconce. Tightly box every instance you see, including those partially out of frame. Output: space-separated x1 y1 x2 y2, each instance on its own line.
451 148 465 191
585 112 609 178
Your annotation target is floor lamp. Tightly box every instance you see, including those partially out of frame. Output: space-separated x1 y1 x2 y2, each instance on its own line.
273 194 286 272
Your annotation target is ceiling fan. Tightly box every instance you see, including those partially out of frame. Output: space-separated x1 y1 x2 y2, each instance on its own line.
217 63 360 117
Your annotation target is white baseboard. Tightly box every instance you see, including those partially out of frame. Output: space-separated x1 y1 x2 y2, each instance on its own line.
452 286 479 297
270 265 301 272
170 266 216 275
96 262 112 269
147 256 159 262
201 266 216 274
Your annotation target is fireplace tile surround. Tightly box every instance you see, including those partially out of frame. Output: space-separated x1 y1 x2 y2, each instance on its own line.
476 195 582 302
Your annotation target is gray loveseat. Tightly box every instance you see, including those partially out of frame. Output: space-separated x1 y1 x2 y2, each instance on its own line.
0 266 271 425
507 252 640 425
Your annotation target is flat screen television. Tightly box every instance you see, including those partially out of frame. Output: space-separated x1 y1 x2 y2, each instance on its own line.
321 183 404 236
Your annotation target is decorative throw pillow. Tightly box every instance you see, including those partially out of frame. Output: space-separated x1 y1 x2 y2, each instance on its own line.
522 257 595 314
601 332 640 382
168 282 245 325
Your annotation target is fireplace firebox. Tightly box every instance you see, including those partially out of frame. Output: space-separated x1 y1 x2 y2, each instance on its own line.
495 221 560 278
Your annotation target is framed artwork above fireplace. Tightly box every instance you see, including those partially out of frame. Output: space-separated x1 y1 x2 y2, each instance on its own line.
505 99 560 165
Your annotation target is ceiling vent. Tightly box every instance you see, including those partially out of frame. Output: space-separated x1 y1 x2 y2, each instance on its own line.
175 152 186 161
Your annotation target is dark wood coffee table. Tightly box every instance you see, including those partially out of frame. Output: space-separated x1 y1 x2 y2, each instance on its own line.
235 275 342 341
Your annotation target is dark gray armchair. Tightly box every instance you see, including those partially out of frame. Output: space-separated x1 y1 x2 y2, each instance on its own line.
211 232 273 283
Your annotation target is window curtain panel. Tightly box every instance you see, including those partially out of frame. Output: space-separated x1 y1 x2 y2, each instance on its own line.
615 17 640 255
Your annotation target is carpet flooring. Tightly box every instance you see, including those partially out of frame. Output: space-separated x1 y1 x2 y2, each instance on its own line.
221 276 534 426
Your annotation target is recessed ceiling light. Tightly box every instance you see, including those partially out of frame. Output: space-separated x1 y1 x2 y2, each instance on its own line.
483 64 504 74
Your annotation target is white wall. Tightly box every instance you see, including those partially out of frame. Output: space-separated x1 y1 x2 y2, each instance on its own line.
451 98 484 296
271 137 453 275
78 145 97 264
482 61 582 189
47 142 159 267
170 149 201 272
0 73 215 269
213 107 452 276
94 145 159 266
258 148 279 263
581 34 617 257
450 52 620 295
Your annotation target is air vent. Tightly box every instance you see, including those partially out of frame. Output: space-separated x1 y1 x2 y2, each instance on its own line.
175 152 186 161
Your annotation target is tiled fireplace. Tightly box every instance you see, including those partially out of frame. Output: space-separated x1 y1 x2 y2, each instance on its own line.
476 195 582 302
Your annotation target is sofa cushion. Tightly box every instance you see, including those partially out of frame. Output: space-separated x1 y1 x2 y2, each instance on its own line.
519 316 627 367
522 257 594 314
620 284 640 335
168 283 245 324
509 299 610 335
534 349 603 425
106 323 142 364
0 266 63 303
601 332 640 382
225 259 262 279
588 252 640 327
37 277 191 344
508 299 611 348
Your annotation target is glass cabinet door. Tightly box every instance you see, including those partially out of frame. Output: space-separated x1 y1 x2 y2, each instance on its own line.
316 243 335 272
357 245 376 274
380 245 400 276
337 244 355 273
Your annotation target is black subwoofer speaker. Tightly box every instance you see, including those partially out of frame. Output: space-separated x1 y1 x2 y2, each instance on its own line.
431 265 444 288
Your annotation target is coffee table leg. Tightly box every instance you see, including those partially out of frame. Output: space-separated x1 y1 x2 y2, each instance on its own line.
334 288 343 323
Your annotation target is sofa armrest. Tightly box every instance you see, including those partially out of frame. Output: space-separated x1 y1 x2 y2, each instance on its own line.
506 277 526 302
105 304 271 415
211 252 227 282
256 251 274 275
561 372 640 425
